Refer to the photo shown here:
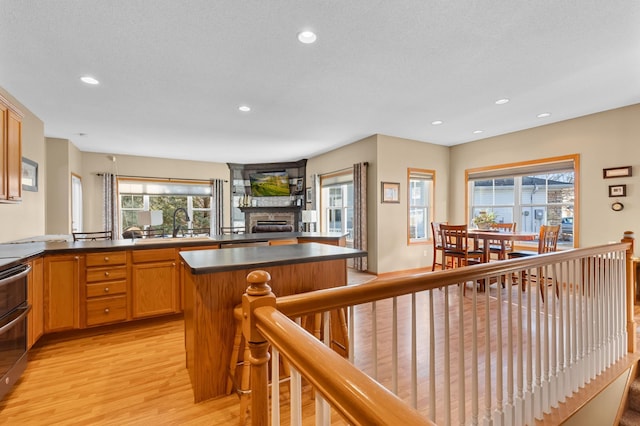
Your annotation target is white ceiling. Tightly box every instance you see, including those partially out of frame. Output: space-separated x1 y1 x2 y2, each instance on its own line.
1 1 639 164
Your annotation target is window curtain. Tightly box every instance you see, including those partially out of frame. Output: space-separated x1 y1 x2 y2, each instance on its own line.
102 173 119 239
211 179 224 234
353 162 368 271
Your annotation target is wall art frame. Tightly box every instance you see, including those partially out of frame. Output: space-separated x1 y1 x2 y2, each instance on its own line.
22 157 38 192
608 184 627 197
603 166 632 179
381 181 400 203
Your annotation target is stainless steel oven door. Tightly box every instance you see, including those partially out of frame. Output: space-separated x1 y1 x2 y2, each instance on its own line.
0 264 29 318
0 303 30 399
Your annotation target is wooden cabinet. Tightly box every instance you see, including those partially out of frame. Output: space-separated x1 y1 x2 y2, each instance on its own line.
178 244 220 311
0 96 23 202
83 251 128 327
27 257 44 348
131 248 179 319
44 254 81 332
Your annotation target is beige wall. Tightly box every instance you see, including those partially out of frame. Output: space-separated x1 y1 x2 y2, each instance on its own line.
449 104 640 254
376 135 450 273
79 152 230 234
307 136 379 271
307 134 450 274
0 86 45 242
44 138 84 234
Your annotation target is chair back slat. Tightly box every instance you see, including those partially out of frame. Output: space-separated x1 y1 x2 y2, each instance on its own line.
538 224 560 254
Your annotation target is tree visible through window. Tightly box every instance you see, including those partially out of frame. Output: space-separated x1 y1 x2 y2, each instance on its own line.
118 179 213 237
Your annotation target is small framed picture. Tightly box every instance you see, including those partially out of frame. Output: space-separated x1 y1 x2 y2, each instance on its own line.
22 157 38 192
305 187 312 203
381 181 400 203
603 166 632 179
296 178 304 192
609 184 627 197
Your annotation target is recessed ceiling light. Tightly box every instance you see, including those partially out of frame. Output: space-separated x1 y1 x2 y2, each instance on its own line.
297 31 317 44
431 120 443 126
537 112 551 118
495 98 509 105
238 105 251 112
80 76 100 85
473 130 484 134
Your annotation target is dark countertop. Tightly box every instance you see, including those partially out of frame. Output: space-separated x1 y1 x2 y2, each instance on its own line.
180 242 366 274
0 232 349 269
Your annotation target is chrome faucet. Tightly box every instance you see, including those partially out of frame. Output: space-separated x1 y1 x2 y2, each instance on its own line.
172 208 190 238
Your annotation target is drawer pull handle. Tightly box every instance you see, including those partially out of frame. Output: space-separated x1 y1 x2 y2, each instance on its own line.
104 287 110 293
104 272 110 277
104 308 110 314
104 257 109 262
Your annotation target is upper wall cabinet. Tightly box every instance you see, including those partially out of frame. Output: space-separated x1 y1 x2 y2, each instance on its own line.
0 95 23 203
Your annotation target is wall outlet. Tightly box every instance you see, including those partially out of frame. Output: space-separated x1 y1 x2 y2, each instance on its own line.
423 250 428 257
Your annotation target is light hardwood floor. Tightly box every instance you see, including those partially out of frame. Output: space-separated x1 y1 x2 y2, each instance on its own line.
1 270 638 425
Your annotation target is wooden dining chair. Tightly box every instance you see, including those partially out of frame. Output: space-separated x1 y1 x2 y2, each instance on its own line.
430 221 447 271
440 224 485 269
508 224 561 300
441 224 485 293
508 224 560 258
488 222 517 260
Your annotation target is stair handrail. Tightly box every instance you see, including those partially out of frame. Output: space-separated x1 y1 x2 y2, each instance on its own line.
241 269 434 426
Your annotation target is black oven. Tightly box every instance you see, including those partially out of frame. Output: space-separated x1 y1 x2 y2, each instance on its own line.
0 263 30 400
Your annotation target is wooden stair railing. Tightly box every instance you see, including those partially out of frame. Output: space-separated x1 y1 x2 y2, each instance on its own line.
241 234 636 425
242 270 434 426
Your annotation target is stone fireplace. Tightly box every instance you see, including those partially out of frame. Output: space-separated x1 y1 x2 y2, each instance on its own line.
240 207 301 232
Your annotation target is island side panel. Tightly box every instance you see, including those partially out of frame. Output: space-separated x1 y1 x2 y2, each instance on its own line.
185 258 346 402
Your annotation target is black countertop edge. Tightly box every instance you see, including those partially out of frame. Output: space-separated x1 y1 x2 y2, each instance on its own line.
0 232 349 265
179 243 366 275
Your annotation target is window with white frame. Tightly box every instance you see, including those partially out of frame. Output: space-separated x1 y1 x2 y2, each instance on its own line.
119 179 213 236
408 168 434 243
467 156 577 247
320 172 354 246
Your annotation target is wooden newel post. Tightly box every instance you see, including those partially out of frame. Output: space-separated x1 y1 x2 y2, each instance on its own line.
242 270 276 426
622 231 637 353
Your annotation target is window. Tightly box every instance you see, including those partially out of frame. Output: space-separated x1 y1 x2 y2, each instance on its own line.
71 174 83 233
408 168 434 244
118 178 213 236
320 171 354 246
467 155 578 247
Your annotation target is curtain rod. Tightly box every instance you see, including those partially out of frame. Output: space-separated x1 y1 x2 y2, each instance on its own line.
318 162 368 178
95 173 228 183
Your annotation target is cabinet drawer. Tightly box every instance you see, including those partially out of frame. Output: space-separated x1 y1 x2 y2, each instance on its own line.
86 280 127 298
86 251 127 267
86 266 127 283
85 296 127 326
132 248 176 263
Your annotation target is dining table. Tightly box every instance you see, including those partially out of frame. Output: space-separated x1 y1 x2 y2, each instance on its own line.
467 229 537 262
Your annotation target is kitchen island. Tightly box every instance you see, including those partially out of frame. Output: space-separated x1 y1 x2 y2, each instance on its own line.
180 242 365 402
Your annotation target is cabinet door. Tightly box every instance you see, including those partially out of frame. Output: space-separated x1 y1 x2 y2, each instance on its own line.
44 254 80 332
6 110 22 201
131 259 178 318
27 257 44 348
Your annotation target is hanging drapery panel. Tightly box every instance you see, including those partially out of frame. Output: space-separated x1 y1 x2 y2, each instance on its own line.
353 162 368 271
211 179 224 235
102 173 119 238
